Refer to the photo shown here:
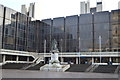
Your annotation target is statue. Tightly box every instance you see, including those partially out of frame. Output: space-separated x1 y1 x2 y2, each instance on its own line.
49 39 60 67
40 39 70 72
51 39 59 52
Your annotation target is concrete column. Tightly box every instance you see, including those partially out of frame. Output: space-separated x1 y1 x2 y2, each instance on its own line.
16 56 19 62
48 57 50 63
109 57 112 62
76 57 78 64
3 55 6 63
61 57 64 62
92 57 94 64
79 57 81 64
27 57 29 62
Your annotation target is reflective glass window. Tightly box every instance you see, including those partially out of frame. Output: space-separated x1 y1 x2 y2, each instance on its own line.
65 15 78 52
79 14 93 51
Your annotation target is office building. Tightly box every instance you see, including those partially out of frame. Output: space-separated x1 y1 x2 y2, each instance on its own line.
80 0 103 14
0 4 120 66
21 3 35 18
96 1 102 12
28 3 35 18
21 5 27 15
111 9 120 51
80 1 90 14
0 4 120 53
119 1 120 9
90 7 96 13
21 2 41 20
0 4 38 52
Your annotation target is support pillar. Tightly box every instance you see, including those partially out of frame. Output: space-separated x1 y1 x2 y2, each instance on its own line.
48 57 50 63
76 57 78 64
3 55 5 63
92 57 94 64
61 57 64 62
27 57 29 62
79 57 81 64
16 56 19 62
109 57 112 62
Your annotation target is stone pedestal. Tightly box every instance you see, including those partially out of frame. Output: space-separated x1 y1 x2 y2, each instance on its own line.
40 52 70 72
40 64 70 72
40 39 70 72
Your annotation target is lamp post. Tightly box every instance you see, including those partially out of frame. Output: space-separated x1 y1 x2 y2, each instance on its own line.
79 37 81 64
60 39 63 63
44 39 46 64
99 36 102 63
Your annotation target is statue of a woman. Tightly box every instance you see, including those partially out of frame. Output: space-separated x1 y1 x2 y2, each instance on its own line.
49 39 60 66
51 39 59 52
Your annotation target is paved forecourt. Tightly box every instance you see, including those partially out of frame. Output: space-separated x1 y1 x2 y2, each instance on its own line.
1 69 118 78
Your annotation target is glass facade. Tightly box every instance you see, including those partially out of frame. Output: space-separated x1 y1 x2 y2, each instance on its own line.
42 19 52 52
16 13 27 51
1 5 38 52
0 4 120 53
3 7 17 50
94 11 110 51
0 5 4 49
111 10 120 51
65 15 79 52
33 20 43 53
53 17 65 52
79 14 93 52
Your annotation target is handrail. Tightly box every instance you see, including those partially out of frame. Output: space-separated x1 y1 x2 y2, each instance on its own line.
1 49 119 57
39 52 120 55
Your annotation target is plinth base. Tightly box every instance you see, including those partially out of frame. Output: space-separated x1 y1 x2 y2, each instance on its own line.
40 64 70 72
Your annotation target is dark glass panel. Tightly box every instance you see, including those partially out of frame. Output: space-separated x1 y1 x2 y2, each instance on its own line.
65 15 78 52
79 14 93 52
94 11 110 23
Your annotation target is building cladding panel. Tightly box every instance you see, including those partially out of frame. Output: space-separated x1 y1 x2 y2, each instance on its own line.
53 17 65 52
3 7 17 50
41 19 52 52
17 13 28 51
35 21 46 53
79 14 92 24
0 5 4 49
79 13 93 51
27 21 37 52
53 17 64 34
65 15 78 52
94 11 110 51
111 9 120 51
94 11 110 23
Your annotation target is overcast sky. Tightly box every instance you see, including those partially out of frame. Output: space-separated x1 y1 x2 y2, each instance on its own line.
0 0 120 20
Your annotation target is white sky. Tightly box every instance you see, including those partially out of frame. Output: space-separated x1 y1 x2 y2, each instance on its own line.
0 0 120 20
